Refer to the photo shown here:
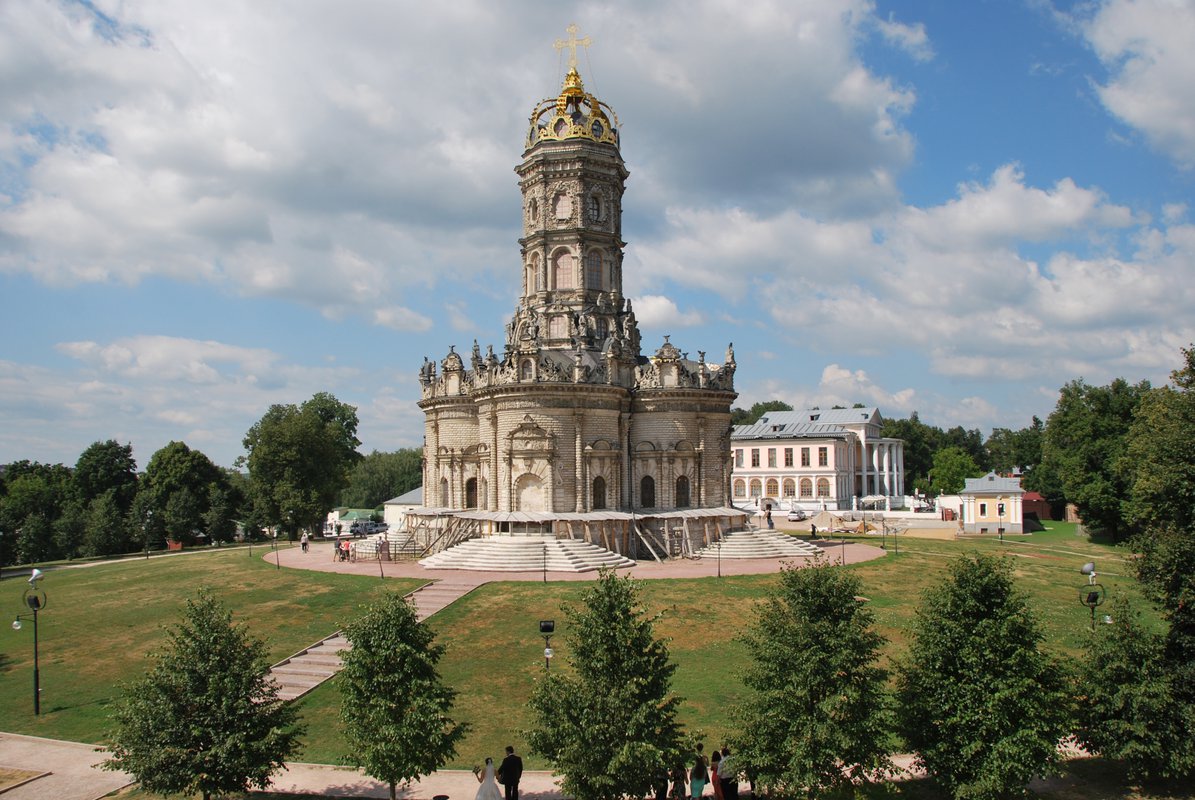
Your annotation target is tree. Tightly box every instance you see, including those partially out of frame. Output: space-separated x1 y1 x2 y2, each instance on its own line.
340 449 423 508
338 592 467 800
897 554 1072 800
927 446 980 496
103 590 302 800
941 425 988 471
0 463 74 564
526 570 684 800
736 558 893 798
731 400 793 426
1040 377 1150 540
1075 598 1195 782
243 393 361 538
135 441 229 546
82 488 133 556
74 439 138 513
1122 346 1195 532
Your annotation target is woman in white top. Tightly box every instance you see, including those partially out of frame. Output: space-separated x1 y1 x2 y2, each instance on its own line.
475 757 503 800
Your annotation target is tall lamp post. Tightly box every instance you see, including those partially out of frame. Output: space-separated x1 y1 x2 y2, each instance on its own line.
539 619 555 672
1079 562 1106 632
12 568 47 715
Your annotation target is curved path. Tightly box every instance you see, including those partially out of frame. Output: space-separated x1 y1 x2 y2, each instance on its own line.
273 535 885 580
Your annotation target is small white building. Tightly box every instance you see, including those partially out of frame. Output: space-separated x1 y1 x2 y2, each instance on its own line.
382 487 423 531
730 407 905 512
959 473 1024 534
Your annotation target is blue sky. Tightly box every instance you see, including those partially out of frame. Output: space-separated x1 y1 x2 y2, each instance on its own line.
2 0 1194 469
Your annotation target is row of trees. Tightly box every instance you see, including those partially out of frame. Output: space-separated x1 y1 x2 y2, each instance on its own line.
102 532 1195 800
0 391 424 565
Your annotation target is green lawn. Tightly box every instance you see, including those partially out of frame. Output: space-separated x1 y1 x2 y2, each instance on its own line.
296 523 1156 769
5 523 1185 799
0 546 422 743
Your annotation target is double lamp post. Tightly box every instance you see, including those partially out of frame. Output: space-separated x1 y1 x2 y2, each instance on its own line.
12 568 48 715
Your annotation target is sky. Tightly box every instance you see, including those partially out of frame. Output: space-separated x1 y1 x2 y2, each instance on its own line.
2 0 1194 470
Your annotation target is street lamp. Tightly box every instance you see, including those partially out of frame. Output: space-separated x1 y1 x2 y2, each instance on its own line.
1079 562 1106 632
998 500 1005 543
539 619 555 672
271 530 280 571
12 568 47 715
143 509 154 560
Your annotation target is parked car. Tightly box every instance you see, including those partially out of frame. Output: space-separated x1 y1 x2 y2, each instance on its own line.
787 509 807 522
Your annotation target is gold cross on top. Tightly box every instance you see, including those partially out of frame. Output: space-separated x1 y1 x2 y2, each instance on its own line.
554 23 591 69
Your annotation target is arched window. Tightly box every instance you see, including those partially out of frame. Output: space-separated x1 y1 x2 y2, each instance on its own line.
783 478 796 497
549 316 567 338
596 318 609 340
586 251 603 289
749 479 762 498
733 479 746 498
766 478 779 497
520 359 534 381
587 193 602 222
464 477 477 509
440 478 450 507
800 478 813 498
817 478 831 498
640 475 656 508
675 475 690 508
592 476 607 510
553 251 575 289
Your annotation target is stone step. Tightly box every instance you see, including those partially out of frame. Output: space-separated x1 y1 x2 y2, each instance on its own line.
419 536 634 573
693 530 820 559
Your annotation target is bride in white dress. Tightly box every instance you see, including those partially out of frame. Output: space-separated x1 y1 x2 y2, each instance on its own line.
475 757 503 800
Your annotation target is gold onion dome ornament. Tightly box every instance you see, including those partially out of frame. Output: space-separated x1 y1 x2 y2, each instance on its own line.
526 25 619 150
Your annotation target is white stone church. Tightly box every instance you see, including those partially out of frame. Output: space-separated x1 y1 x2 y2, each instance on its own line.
403 44 765 566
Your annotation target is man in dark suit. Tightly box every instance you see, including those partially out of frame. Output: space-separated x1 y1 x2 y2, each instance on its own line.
498 745 523 800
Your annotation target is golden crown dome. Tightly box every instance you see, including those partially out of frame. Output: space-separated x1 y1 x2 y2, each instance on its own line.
526 66 620 150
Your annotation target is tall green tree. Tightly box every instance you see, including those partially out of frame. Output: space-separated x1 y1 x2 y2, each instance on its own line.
1075 598 1194 782
526 570 684 800
338 592 467 800
897 554 1072 800
927 446 980 495
0 463 74 564
1122 346 1195 532
103 590 302 800
135 441 230 546
82 488 134 556
340 449 423 508
73 439 138 513
942 425 989 471
736 558 893 798
243 393 361 538
1040 376 1150 540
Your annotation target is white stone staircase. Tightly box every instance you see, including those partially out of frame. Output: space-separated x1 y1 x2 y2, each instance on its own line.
693 529 821 559
269 579 482 702
418 535 636 572
272 633 351 702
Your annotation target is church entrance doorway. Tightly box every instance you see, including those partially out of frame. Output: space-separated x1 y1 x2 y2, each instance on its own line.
514 474 545 511
464 478 478 509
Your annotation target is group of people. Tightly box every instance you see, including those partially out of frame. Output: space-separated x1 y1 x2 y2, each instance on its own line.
657 744 742 800
474 746 523 800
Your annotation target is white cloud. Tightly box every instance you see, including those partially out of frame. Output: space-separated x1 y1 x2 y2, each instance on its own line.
633 295 704 329
1081 0 1195 169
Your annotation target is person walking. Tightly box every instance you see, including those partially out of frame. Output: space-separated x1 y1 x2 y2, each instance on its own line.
718 747 737 800
709 750 723 800
498 745 523 800
690 743 709 799
300 531 309 553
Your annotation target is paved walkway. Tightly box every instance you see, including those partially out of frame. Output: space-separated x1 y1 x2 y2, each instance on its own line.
277 535 883 580
0 733 132 800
